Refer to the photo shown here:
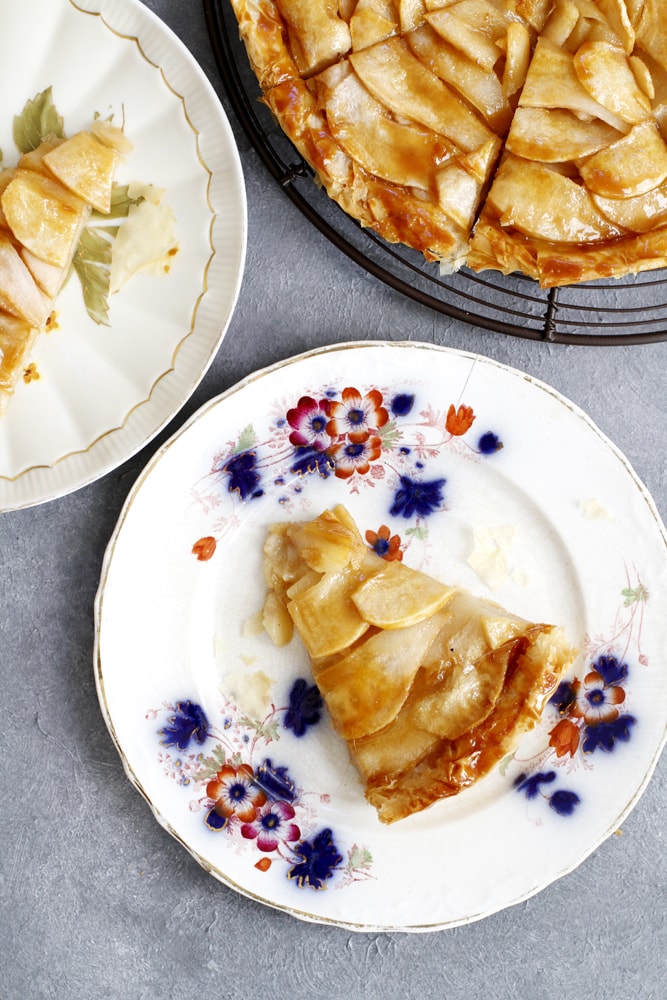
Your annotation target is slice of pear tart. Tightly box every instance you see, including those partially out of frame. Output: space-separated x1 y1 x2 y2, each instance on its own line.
261 506 577 824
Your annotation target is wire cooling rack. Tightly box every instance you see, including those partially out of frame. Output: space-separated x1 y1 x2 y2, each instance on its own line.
204 0 667 345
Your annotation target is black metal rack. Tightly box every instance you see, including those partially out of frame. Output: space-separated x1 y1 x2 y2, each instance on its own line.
204 0 667 345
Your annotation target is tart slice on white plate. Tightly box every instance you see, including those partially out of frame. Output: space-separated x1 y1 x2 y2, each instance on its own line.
261 505 577 824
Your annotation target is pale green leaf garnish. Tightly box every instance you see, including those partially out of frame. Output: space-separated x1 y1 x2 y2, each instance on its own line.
13 87 66 153
76 185 141 324
91 183 142 223
73 227 115 327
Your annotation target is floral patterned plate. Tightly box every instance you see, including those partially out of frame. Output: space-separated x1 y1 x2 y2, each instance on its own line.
0 0 246 510
94 341 667 931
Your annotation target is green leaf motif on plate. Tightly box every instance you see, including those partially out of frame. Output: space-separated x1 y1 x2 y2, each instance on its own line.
621 584 649 607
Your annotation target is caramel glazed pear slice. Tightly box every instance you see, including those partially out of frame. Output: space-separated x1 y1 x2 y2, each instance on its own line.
261 506 577 824
231 0 667 288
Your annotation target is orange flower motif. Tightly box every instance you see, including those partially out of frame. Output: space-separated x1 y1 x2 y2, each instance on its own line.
328 433 382 479
570 670 626 726
445 403 475 436
548 718 580 758
192 536 216 561
365 525 403 561
255 857 272 873
206 762 266 823
327 387 389 439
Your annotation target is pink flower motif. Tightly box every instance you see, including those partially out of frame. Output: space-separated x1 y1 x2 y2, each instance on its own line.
241 799 301 853
327 434 383 479
286 396 332 451
327 387 389 441
570 670 626 726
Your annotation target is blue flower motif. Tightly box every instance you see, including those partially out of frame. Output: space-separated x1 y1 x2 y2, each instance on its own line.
593 654 628 687
253 758 297 802
515 770 580 817
582 714 636 753
514 771 556 799
389 475 446 519
288 828 343 889
391 393 415 417
221 451 263 500
550 680 576 714
478 432 503 455
160 701 209 751
205 809 228 831
290 446 334 479
549 789 580 816
284 678 324 737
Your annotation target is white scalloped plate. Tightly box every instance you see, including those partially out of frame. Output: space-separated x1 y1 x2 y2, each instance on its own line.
94 341 667 932
0 0 246 511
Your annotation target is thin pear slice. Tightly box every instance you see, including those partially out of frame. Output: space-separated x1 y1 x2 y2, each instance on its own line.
502 20 532 98
486 155 624 242
573 40 651 126
0 169 16 231
0 235 52 327
436 140 499 230
262 591 294 647
579 120 667 198
519 38 630 133
407 25 512 134
349 0 399 49
1 170 90 268
43 131 119 214
287 504 367 573
591 178 667 232
506 107 622 162
17 139 64 175
481 615 527 649
426 7 504 71
20 248 68 299
352 559 454 628
630 54 655 101
350 36 494 151
315 611 448 740
541 0 580 48
632 0 667 75
510 0 552 31
596 0 635 53
316 62 453 191
287 569 370 659
411 643 511 739
273 0 351 76
352 707 440 783
398 0 427 33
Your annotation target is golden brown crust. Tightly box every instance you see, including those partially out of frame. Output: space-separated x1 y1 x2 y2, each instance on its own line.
228 0 300 88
